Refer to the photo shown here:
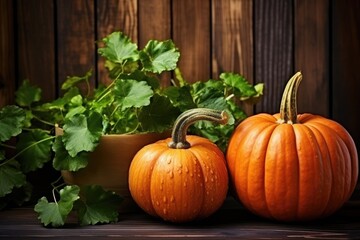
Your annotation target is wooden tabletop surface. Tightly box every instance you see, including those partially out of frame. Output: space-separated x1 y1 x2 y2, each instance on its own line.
1 198 359 239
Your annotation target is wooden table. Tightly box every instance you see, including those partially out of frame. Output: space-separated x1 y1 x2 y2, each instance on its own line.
1 198 359 239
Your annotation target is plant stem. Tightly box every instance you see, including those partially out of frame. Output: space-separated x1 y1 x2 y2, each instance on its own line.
0 143 16 149
49 176 67 205
0 136 56 167
32 114 56 127
168 108 229 149
277 72 302 124
94 81 115 103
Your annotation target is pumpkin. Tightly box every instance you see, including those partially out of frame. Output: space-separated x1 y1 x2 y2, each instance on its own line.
226 72 358 221
128 108 229 222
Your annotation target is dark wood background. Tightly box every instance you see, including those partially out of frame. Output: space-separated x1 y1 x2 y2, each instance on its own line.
1 0 360 194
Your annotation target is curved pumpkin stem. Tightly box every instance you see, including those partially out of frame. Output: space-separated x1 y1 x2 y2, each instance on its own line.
277 72 302 124
168 108 229 149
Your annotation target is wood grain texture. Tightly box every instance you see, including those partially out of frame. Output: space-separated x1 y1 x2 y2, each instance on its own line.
17 0 56 102
56 0 95 94
0 200 360 238
332 0 360 196
212 0 253 80
138 0 171 47
97 0 138 86
254 0 294 114
172 0 211 83
139 0 171 87
295 0 329 117
212 0 254 115
0 0 15 107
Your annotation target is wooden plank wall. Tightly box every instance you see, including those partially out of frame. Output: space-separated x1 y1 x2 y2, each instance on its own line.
1 0 359 193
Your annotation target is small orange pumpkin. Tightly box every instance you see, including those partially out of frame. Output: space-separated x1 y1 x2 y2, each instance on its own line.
128 108 229 222
226 72 358 221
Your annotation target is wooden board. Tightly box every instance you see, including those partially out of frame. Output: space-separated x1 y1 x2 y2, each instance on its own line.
0 0 15 107
212 0 253 80
0 200 359 239
295 0 329 117
254 0 294 114
97 0 138 86
172 0 211 83
16 0 56 102
138 0 171 86
212 0 254 115
332 0 360 196
138 0 171 47
56 0 96 94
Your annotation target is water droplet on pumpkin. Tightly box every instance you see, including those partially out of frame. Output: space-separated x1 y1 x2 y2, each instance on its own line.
183 182 187 187
170 195 175 202
163 208 167 215
169 171 174 179
185 166 189 173
206 191 209 195
163 196 167 203
190 172 194 177
210 177 214 182
204 177 208 183
156 201 160 206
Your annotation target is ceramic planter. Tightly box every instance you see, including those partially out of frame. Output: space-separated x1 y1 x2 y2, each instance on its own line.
60 131 169 212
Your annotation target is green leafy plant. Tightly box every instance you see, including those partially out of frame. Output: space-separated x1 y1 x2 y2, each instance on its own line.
0 31 263 227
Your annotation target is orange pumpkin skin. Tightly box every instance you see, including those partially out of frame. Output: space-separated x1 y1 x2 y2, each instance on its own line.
226 73 358 221
129 135 228 222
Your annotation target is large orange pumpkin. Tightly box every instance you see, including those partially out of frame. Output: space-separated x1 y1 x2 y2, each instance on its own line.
128 108 229 222
226 72 358 221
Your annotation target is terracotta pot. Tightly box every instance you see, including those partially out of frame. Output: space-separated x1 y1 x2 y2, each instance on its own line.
61 131 169 211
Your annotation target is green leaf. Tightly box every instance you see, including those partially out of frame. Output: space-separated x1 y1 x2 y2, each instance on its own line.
37 87 80 111
162 86 196 111
52 136 89 171
0 159 26 197
120 70 160 90
138 94 180 132
62 112 103 157
243 83 265 103
76 185 122 225
108 109 139 134
35 185 80 227
15 80 42 107
16 129 54 173
61 69 92 90
191 80 227 110
140 39 180 73
0 105 26 142
0 182 32 210
98 31 139 64
220 72 258 98
113 79 153 110
64 95 86 118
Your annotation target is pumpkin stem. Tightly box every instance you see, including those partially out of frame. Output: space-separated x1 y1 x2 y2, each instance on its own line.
168 108 229 149
277 72 302 124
